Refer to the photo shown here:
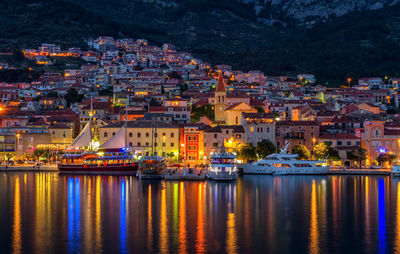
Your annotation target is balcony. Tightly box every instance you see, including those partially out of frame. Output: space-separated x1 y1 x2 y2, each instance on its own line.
284 132 304 139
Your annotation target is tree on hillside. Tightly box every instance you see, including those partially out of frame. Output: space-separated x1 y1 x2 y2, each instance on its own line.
238 144 257 162
254 106 265 114
256 140 276 158
191 104 214 122
347 147 367 167
33 149 46 161
377 153 397 166
292 144 310 160
313 142 340 161
65 88 84 107
4 152 14 163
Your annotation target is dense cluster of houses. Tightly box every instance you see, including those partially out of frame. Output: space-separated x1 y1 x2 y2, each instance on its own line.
1 36 400 167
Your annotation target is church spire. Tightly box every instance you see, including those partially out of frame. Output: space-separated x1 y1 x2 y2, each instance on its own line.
216 72 226 92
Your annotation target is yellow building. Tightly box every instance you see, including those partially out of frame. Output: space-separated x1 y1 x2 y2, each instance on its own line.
99 120 180 159
48 124 74 150
224 102 257 125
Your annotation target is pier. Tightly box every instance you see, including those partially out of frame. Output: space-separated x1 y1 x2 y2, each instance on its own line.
164 167 207 181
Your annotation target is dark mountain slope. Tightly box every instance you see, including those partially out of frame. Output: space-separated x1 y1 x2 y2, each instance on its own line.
1 0 400 84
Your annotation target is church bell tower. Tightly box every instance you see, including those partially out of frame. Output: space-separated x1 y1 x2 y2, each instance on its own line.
214 72 226 124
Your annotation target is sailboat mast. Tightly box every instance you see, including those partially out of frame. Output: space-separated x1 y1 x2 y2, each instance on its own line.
89 93 93 151
125 103 128 150
151 120 154 156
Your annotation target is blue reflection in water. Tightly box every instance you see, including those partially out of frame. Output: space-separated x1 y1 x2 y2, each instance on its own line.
120 179 127 254
378 178 386 254
68 177 81 253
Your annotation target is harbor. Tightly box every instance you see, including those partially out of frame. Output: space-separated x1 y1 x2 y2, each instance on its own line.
0 163 397 177
1 172 400 254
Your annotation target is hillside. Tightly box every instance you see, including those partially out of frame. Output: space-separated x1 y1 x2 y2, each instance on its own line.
242 0 400 24
0 0 123 49
1 0 400 85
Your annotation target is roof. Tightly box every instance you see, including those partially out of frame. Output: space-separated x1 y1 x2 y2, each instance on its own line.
384 129 400 136
205 125 245 133
242 112 275 119
148 106 167 112
225 102 242 111
276 120 318 126
216 72 226 92
49 123 69 129
319 133 359 140
249 99 265 106
100 120 178 129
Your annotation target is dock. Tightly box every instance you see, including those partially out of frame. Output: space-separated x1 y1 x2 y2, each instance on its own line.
329 168 392 175
164 168 207 181
0 164 59 172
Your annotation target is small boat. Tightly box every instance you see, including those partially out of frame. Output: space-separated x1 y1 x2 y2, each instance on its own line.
242 142 330 175
206 146 238 181
137 121 167 179
137 156 167 179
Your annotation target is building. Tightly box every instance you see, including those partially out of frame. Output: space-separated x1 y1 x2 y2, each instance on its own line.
319 133 361 167
361 120 400 165
203 125 246 157
214 73 226 124
291 105 317 121
179 123 209 165
162 99 191 124
99 120 179 159
224 102 257 125
241 112 276 146
275 121 319 153
48 124 74 150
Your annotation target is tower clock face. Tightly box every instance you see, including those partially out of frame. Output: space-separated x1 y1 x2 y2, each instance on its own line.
219 107 223 110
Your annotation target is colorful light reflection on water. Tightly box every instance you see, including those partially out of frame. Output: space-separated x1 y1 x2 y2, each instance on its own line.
2 173 400 253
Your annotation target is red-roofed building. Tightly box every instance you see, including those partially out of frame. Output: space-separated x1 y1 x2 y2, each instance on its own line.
276 121 319 152
361 120 400 166
319 133 361 167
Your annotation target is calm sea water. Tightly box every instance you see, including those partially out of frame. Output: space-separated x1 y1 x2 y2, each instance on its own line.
0 173 399 254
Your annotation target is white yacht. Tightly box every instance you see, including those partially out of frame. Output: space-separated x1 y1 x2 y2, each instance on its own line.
391 164 400 176
206 147 238 181
241 143 330 175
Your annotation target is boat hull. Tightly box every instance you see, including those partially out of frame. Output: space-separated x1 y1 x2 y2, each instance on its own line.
273 166 330 175
206 171 238 181
241 164 275 175
392 165 400 176
58 163 138 175
138 173 164 180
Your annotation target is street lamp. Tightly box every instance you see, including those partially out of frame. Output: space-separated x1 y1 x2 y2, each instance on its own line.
16 133 20 159
347 78 352 88
181 143 186 175
312 137 316 144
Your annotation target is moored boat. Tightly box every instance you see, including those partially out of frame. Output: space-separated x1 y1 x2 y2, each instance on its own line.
138 156 167 179
241 143 330 175
58 103 138 174
392 164 400 176
59 148 138 174
137 121 167 179
206 147 238 181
